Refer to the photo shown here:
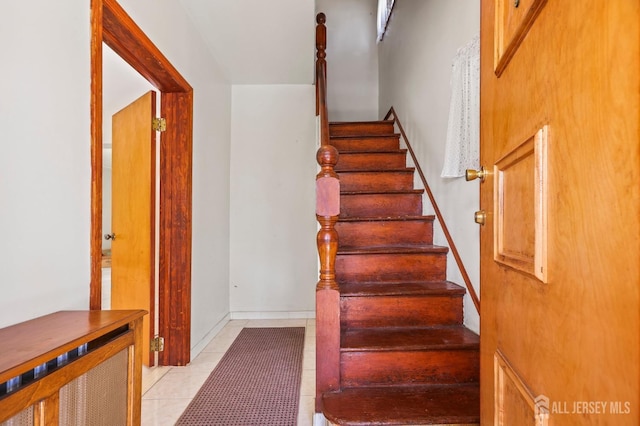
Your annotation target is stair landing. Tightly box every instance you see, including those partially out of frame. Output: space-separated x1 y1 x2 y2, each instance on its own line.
323 385 480 426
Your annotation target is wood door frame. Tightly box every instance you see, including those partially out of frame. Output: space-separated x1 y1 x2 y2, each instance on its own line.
90 0 193 366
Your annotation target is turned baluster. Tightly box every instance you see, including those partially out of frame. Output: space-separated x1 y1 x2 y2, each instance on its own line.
315 13 326 117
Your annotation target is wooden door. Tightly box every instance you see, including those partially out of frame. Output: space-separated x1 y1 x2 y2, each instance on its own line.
111 91 156 367
479 1 639 425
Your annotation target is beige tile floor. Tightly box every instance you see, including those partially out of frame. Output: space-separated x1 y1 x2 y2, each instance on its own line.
141 318 316 426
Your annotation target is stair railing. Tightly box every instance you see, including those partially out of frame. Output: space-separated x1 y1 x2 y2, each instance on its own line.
315 12 341 411
384 107 481 314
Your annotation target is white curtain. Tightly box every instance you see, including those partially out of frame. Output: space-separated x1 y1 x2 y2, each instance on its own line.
377 0 395 42
441 35 480 178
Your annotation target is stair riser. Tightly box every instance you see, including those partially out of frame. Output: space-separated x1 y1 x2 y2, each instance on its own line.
330 122 395 137
336 252 446 282
336 152 406 171
341 350 479 387
341 193 422 217
336 220 434 247
330 137 399 152
338 171 414 191
341 295 462 327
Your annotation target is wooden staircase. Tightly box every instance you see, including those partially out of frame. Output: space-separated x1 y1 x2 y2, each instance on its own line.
320 120 480 426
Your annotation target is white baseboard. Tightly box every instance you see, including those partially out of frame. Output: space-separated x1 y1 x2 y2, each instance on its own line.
189 311 315 360
189 313 231 360
230 310 316 320
313 412 329 426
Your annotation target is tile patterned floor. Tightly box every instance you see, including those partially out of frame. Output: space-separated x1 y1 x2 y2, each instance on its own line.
141 319 316 426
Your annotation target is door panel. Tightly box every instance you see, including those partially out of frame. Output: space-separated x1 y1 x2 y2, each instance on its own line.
111 91 156 367
494 350 540 425
493 126 548 282
480 1 639 425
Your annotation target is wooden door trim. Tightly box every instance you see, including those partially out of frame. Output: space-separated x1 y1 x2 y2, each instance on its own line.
90 0 193 366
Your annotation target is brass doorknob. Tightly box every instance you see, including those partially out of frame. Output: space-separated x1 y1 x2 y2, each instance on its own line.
474 210 486 225
104 233 116 241
465 166 488 182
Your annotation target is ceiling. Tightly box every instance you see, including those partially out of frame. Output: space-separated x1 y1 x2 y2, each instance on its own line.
101 1 317 164
177 0 316 84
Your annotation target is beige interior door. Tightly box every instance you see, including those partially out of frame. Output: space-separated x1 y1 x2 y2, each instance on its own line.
479 1 638 425
111 91 156 367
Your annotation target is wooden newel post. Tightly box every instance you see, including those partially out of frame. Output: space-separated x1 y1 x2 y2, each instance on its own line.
315 143 340 412
315 11 339 413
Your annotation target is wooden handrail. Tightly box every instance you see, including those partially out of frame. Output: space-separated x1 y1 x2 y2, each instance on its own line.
384 107 480 314
315 12 340 412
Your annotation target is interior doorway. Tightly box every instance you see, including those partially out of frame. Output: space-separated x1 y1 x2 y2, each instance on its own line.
101 43 157 306
90 0 193 366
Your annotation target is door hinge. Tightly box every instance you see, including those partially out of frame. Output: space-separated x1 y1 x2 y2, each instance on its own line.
150 336 165 352
152 117 167 132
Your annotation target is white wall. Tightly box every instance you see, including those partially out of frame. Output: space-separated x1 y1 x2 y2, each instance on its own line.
0 1 233 354
118 0 233 350
316 0 379 121
178 0 315 85
230 85 317 317
378 0 481 333
0 1 91 328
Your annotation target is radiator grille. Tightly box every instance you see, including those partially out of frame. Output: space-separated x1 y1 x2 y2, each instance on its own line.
59 348 129 425
0 407 33 426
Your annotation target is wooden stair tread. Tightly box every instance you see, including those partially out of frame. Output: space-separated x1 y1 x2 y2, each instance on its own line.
340 281 466 297
339 245 448 255
330 121 396 137
339 149 407 154
331 134 401 153
330 120 394 125
338 168 415 173
338 170 416 192
331 134 400 140
341 189 424 195
322 384 480 426
338 215 435 223
341 326 479 352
